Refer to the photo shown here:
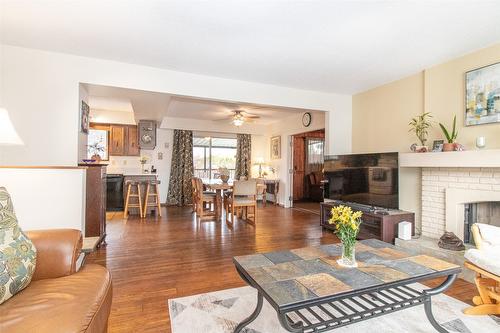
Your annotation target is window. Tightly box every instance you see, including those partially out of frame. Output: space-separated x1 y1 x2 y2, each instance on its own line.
193 136 237 181
306 138 324 173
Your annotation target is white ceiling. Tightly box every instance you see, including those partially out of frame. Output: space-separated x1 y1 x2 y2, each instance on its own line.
3 1 500 94
83 83 312 124
167 96 313 125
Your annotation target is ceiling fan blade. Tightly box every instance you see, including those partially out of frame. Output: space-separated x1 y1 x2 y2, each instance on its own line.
212 117 232 122
243 114 260 118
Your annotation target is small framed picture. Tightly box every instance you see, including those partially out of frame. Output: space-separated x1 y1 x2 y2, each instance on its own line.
432 140 444 152
80 100 90 133
270 136 281 159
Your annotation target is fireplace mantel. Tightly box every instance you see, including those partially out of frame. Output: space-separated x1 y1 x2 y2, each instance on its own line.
400 149 500 168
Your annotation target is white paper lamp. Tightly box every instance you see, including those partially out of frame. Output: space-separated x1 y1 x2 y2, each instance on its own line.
0 108 23 145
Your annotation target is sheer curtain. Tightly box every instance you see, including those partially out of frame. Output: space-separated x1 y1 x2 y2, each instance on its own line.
167 130 194 206
235 134 251 180
305 138 324 174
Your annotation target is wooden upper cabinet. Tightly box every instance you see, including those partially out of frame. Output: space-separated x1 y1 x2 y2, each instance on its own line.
109 125 126 156
90 123 140 157
126 125 140 156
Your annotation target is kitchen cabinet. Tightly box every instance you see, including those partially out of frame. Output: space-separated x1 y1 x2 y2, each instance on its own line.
126 125 140 156
90 123 140 157
109 125 126 156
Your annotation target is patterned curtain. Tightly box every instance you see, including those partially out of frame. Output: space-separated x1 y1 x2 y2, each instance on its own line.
235 134 251 180
167 130 194 206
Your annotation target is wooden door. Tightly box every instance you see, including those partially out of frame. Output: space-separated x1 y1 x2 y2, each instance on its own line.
293 136 305 201
109 125 125 156
126 125 140 156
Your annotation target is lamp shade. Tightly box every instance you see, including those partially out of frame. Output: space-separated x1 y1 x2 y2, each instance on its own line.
0 108 24 145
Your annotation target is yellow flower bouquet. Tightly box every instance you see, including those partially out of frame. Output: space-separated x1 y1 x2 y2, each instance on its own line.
328 205 363 267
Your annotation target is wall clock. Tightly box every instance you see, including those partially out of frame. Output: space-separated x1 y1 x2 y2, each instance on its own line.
302 112 312 127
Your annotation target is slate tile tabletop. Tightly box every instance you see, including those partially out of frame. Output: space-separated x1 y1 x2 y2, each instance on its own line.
233 239 461 309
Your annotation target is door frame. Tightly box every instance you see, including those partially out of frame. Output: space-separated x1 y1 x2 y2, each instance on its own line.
288 129 326 208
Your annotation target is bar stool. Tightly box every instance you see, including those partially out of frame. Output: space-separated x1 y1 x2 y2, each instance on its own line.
124 181 143 218
143 180 162 217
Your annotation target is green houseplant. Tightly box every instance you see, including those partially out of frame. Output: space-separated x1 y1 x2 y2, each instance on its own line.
409 112 433 149
439 115 458 152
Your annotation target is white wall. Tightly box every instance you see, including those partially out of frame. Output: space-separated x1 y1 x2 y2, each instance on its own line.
325 97 353 155
0 44 351 227
0 168 86 232
78 84 89 162
268 112 326 207
0 44 352 167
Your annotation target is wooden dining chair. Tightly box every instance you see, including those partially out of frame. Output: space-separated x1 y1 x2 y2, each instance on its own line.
255 178 267 207
191 178 199 213
225 179 257 226
193 177 216 219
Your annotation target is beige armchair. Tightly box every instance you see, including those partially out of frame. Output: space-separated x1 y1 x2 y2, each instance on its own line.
463 223 500 315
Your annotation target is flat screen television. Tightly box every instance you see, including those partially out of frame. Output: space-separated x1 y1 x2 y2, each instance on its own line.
323 152 399 209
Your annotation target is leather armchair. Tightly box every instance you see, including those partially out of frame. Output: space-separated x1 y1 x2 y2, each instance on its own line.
307 171 324 202
0 229 112 333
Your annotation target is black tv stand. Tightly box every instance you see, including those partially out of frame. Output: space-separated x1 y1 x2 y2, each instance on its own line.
320 201 415 244
327 200 389 214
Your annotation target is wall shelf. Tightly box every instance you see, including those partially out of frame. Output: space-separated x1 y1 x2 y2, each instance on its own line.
399 149 500 168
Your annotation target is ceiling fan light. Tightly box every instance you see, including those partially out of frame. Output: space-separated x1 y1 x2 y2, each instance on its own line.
233 118 244 126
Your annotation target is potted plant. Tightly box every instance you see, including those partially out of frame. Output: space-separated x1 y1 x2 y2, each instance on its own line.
87 142 105 163
409 112 433 152
439 115 458 152
328 205 363 268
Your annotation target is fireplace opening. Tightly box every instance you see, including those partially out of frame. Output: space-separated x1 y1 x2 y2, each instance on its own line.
464 202 500 244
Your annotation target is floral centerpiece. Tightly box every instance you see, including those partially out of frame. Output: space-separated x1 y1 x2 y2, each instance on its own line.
328 205 363 268
217 167 230 183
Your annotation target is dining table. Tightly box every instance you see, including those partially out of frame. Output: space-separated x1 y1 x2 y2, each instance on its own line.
204 181 267 220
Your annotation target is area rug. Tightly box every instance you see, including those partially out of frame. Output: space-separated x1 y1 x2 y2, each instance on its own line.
168 284 499 333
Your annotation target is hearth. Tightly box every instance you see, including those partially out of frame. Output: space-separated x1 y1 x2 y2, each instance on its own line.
464 201 500 244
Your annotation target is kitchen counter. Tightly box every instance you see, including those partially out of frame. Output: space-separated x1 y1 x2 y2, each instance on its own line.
122 174 158 216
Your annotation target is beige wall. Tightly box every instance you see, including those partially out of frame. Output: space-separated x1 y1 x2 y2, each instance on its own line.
353 72 424 152
352 72 423 232
426 43 500 148
352 43 500 234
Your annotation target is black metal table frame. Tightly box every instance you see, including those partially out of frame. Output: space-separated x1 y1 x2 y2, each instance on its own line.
233 263 460 333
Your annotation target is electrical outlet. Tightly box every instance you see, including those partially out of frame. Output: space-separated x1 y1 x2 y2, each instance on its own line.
123 160 127 165
158 152 163 160
164 142 169 149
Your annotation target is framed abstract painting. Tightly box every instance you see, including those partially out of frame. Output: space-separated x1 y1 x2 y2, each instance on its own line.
465 62 500 126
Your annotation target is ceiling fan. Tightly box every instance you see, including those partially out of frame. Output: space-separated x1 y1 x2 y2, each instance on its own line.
215 109 260 127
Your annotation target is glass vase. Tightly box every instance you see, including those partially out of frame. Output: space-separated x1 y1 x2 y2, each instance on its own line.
337 241 357 268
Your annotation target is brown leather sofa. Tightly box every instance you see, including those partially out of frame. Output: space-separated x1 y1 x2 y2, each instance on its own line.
0 229 112 333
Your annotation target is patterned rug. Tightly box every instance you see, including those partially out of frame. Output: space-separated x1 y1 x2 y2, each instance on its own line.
168 284 500 333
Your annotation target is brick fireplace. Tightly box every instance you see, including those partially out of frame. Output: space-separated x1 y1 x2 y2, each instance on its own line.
421 167 500 239
397 151 500 281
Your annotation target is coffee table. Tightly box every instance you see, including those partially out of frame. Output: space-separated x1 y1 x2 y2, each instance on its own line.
233 239 461 333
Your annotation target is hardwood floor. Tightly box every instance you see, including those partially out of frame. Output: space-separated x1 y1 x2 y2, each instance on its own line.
87 205 477 333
